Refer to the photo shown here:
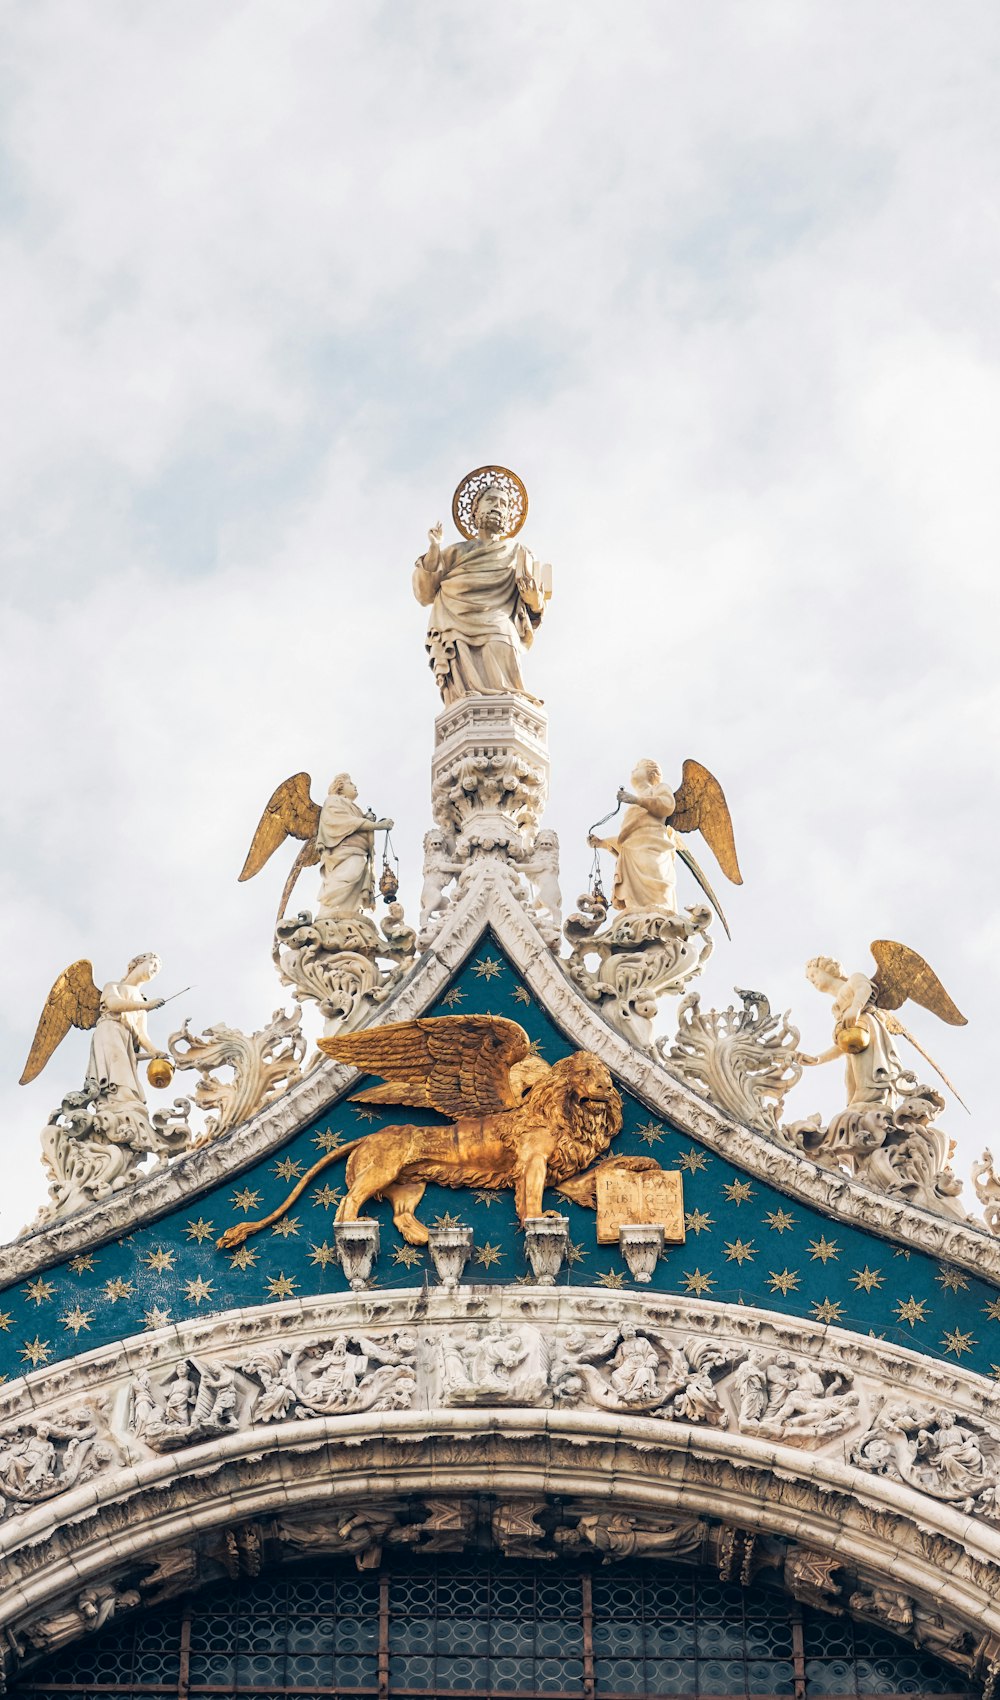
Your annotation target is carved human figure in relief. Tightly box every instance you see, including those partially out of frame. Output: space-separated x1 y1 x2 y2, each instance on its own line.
608 1323 660 1404
798 942 966 1112
413 468 552 705
588 758 741 933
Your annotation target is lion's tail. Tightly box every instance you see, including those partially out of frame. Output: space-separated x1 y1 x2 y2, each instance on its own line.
215 1139 364 1250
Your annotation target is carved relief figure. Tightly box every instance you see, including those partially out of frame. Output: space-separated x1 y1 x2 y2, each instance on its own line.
272 1506 420 1572
607 1323 660 1403
734 1351 859 1445
126 1357 242 1452
244 1333 417 1421
220 1015 622 1250
16 1585 141 1658
413 467 551 705
129 1371 158 1438
558 1325 734 1425
850 1401 1000 1520
557 1512 705 1563
0 1411 109 1519
239 1348 299 1424
438 1321 546 1406
161 1360 197 1427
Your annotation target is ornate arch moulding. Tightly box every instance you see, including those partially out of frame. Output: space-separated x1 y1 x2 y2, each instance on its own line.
4 863 996 1285
1 1289 999 1680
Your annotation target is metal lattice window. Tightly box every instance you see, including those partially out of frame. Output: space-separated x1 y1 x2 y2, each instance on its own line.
11 1555 976 1700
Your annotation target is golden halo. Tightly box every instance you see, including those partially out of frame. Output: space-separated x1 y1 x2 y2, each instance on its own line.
452 466 528 541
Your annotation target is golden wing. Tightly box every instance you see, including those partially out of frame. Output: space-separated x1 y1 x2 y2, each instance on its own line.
238 773 321 883
670 758 742 885
870 939 967 1026
20 959 102 1085
318 1014 530 1118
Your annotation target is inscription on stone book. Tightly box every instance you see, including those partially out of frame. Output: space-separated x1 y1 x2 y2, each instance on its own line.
595 1167 684 1245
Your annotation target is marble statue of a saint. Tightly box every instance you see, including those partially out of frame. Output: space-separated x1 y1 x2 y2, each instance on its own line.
413 483 552 705
316 775 393 920
590 761 679 914
87 952 166 1107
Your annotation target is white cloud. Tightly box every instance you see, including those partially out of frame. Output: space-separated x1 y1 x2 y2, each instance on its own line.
0 1 996 1236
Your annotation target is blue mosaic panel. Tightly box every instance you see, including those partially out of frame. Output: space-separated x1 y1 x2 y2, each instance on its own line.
2 934 998 1382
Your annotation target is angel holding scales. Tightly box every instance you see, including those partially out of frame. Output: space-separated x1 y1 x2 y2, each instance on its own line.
413 466 552 705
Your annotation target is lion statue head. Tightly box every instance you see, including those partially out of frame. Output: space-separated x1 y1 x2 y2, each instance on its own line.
511 1050 623 1184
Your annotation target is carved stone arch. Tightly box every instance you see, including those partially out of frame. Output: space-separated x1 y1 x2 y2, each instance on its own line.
1 1289 999 1686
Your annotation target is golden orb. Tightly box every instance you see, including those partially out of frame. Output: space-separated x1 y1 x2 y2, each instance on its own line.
147 1056 175 1090
836 1022 871 1056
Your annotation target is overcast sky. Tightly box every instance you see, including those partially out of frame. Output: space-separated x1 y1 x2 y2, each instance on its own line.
1 2 997 1241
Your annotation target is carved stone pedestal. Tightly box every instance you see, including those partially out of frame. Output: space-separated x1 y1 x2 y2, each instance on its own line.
431 695 549 858
427 1225 473 1290
334 1220 379 1290
618 1224 664 1284
523 1216 569 1285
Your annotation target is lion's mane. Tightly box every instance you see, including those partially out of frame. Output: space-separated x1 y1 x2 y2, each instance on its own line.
497 1054 623 1185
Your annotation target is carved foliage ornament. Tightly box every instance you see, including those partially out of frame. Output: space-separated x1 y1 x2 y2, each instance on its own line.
169 1007 306 1140
663 988 802 1134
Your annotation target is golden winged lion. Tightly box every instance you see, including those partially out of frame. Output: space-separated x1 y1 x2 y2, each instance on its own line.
218 1015 624 1249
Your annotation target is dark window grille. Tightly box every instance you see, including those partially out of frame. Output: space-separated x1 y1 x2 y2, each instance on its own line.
10 1555 976 1700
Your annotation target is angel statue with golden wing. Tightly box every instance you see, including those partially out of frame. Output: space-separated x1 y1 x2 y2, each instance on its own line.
20 952 169 1103
588 758 742 938
239 772 393 922
799 941 967 1113
19 953 190 1223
